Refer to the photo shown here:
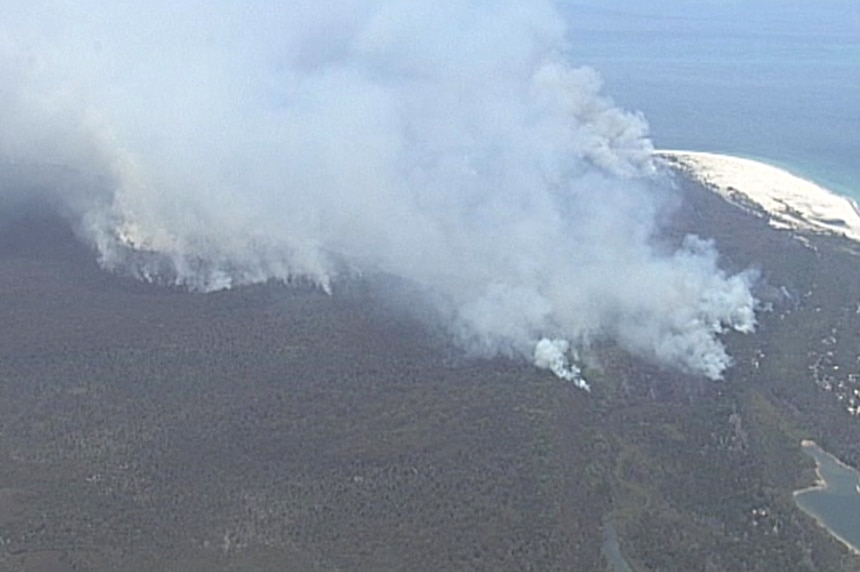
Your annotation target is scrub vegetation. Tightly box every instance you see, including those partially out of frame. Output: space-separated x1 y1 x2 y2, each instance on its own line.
0 175 859 571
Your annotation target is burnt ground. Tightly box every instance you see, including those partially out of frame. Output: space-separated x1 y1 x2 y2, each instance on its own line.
0 171 859 571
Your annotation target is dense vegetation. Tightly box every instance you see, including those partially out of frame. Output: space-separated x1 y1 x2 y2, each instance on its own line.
0 172 859 571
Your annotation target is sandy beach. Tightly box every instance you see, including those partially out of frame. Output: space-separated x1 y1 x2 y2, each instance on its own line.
659 151 860 243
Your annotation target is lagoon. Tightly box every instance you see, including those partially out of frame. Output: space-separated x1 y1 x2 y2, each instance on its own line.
794 440 860 554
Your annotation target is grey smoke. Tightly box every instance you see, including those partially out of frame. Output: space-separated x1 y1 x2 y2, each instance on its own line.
0 1 757 384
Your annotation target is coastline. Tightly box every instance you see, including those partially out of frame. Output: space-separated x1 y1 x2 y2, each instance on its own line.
796 512 860 559
793 440 828 494
657 151 860 243
793 440 860 556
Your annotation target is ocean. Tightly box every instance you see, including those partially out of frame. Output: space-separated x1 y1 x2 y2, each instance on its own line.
560 0 860 199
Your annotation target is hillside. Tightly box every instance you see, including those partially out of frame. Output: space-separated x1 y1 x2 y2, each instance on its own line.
0 170 859 570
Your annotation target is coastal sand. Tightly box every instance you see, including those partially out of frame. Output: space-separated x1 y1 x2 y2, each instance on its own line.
658 151 860 243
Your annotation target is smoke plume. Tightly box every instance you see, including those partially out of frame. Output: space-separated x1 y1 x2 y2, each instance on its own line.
0 1 757 385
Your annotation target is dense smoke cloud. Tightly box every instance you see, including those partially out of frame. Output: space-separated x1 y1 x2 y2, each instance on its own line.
0 1 757 384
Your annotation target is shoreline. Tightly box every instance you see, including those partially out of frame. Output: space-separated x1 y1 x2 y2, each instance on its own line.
792 440 829 494
793 440 860 556
796 511 860 558
657 151 860 243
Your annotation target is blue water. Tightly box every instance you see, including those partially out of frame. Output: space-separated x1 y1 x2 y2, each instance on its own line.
794 441 860 553
559 1 860 198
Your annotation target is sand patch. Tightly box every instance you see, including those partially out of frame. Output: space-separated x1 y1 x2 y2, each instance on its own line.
659 151 860 242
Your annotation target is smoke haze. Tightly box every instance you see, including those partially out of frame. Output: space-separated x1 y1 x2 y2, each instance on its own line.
0 0 757 383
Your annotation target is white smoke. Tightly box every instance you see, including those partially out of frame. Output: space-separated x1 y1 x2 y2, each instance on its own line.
0 1 757 384
534 339 589 391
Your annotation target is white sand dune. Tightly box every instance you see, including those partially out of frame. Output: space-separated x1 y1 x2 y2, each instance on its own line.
658 151 860 243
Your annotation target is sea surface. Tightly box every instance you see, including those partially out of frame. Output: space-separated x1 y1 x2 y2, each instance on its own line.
794 441 860 554
560 0 860 198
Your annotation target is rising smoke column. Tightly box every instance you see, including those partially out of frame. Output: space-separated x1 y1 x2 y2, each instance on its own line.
0 0 757 385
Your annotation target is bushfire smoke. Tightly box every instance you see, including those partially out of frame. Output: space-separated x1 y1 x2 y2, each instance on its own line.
0 1 757 385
